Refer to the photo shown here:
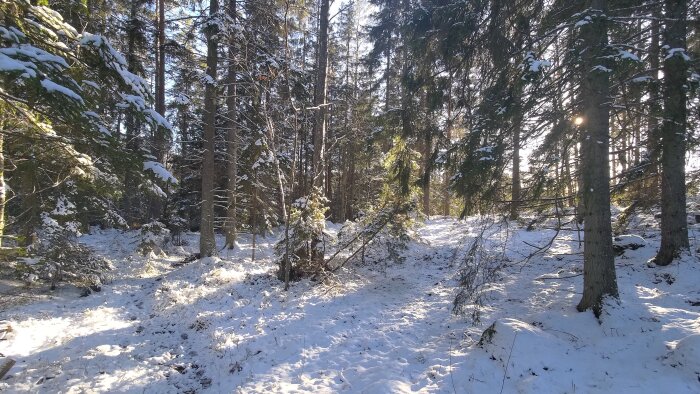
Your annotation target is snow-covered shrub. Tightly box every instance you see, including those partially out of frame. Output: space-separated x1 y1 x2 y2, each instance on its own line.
137 221 170 255
324 201 416 271
165 208 189 247
101 208 128 230
28 232 113 292
39 195 83 239
360 203 415 265
276 188 329 280
384 215 413 264
453 220 505 324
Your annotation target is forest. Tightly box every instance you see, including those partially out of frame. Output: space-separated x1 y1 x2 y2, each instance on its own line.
0 0 699 392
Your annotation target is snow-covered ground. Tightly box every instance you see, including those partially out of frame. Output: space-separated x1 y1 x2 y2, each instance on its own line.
1 217 699 393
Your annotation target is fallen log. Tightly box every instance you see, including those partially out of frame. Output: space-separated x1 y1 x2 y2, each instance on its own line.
0 357 15 380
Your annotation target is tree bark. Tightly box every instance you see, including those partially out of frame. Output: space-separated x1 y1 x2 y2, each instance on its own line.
0 112 5 247
576 0 618 316
647 7 661 202
123 0 142 225
422 119 432 216
154 0 167 163
199 0 219 257
656 0 689 265
224 0 238 249
148 0 168 221
311 0 330 192
442 75 453 217
510 113 521 220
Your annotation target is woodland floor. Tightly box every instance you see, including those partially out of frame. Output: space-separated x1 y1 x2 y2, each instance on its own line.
1 216 700 393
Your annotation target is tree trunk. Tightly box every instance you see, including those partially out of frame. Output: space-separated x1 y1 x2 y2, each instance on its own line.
656 0 689 265
199 0 219 257
647 8 661 203
564 143 574 207
251 172 258 262
510 114 521 220
311 0 330 192
385 44 392 114
148 0 167 221
123 0 142 225
224 0 238 249
0 113 5 248
509 16 529 221
154 0 167 163
442 75 453 216
422 123 432 216
576 0 618 316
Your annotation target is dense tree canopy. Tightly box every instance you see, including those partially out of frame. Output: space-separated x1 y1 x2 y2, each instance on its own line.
0 0 698 314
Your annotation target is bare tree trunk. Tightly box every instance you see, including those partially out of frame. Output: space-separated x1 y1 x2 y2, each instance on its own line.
656 0 689 265
251 173 258 262
123 0 142 225
385 45 392 113
311 0 330 192
154 0 167 163
149 0 168 221
510 15 529 220
262 93 288 224
647 8 661 201
325 119 333 201
442 75 453 216
279 0 297 288
422 123 432 216
339 58 350 222
510 114 521 220
564 144 574 207
199 0 219 257
346 146 356 219
224 0 238 249
610 120 618 179
576 0 618 316
0 113 5 248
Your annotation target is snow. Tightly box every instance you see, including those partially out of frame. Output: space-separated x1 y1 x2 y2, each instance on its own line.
202 74 216 86
0 52 36 77
143 161 178 184
614 234 645 247
80 33 150 98
40 79 83 103
664 47 691 61
617 49 640 62
528 59 551 72
0 26 25 43
523 52 552 73
632 76 653 83
591 65 612 73
173 94 191 105
0 218 699 393
574 16 592 27
666 334 700 376
475 145 495 153
51 195 76 216
145 109 173 131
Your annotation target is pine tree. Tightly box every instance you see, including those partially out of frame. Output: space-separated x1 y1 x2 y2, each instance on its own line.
0 0 172 243
655 0 690 265
576 0 618 315
199 0 220 257
224 0 239 249
311 0 330 192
